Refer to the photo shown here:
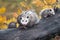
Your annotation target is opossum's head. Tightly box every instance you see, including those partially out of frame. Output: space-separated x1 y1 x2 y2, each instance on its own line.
17 10 34 26
46 8 55 15
40 8 55 18
17 15 30 26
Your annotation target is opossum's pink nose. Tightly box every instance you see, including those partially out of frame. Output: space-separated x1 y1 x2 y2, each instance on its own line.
21 18 29 25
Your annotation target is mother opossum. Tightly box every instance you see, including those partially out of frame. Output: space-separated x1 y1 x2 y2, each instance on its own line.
17 10 40 28
39 8 55 18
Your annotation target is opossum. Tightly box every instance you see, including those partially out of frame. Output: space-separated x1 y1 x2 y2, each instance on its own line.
39 8 55 18
17 10 40 28
8 22 17 28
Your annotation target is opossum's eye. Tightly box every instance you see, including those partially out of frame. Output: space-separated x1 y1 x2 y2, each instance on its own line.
27 16 29 18
49 9 52 11
20 18 22 19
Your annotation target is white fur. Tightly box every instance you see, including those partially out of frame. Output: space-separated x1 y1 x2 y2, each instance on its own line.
21 17 29 25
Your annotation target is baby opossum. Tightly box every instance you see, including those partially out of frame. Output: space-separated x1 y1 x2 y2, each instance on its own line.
8 22 17 28
17 10 40 28
39 8 55 18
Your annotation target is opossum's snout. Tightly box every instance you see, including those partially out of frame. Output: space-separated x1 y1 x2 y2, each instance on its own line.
49 9 55 15
20 17 29 25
